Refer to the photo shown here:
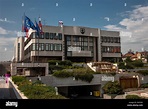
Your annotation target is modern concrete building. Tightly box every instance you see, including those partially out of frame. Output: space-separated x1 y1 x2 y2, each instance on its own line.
13 37 24 62
11 25 121 76
15 25 121 63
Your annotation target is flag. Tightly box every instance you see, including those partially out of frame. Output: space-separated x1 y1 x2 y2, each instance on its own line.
35 20 41 37
38 17 43 34
58 20 63 27
23 15 36 38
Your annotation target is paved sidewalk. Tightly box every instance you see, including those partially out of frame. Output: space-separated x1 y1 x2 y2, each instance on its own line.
0 78 11 99
126 88 148 98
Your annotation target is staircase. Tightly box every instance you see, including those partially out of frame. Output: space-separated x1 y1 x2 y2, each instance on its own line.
87 62 97 72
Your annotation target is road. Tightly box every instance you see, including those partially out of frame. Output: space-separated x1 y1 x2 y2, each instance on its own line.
0 77 11 99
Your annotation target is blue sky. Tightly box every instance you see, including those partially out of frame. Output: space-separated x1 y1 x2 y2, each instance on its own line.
0 0 148 61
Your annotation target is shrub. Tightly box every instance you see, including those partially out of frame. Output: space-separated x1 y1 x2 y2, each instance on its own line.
102 81 123 94
125 63 134 69
53 69 94 82
74 73 94 83
132 60 144 67
12 76 26 85
140 83 148 88
137 70 148 76
49 65 65 71
59 60 72 66
118 62 126 69
126 95 143 99
53 70 73 78
12 76 67 99
48 60 60 65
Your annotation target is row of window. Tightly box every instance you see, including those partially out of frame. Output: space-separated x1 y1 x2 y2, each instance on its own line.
66 36 94 42
31 32 62 40
67 41 91 46
102 46 121 53
32 43 62 51
101 36 120 43
67 45 94 51
24 43 62 55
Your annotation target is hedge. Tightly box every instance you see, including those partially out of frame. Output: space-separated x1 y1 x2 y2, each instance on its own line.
12 76 67 99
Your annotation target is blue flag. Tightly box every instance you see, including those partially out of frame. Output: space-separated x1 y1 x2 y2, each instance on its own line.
23 16 36 36
35 20 41 36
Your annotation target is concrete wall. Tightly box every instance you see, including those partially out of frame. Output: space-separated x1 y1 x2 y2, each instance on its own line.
63 26 99 36
27 73 148 87
9 79 28 99
11 62 49 76
100 30 119 37
102 53 121 57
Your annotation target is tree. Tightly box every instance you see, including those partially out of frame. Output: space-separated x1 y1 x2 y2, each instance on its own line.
125 56 132 63
102 81 123 94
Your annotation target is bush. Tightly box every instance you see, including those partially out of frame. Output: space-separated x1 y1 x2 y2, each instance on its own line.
48 60 60 65
53 70 73 78
74 73 94 83
102 81 123 94
59 60 72 66
132 60 144 67
12 76 26 85
118 62 126 69
125 63 134 69
12 76 67 99
49 65 65 71
126 95 143 99
140 83 148 88
53 69 94 82
137 70 148 76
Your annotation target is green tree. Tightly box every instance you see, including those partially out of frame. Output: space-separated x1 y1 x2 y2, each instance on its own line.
102 81 123 94
132 59 144 67
125 56 132 63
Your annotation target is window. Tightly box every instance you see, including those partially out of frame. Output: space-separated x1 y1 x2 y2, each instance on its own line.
49 33 56 39
36 43 39 51
66 36 71 41
45 43 49 51
58 33 62 40
104 37 107 42
41 43 44 51
67 41 71 45
45 33 49 39
84 46 88 51
89 46 93 51
31 32 37 38
110 37 113 43
40 33 44 39
73 36 79 42
32 43 36 50
84 37 88 41
50 44 54 50
84 42 88 46
54 33 58 40
89 37 93 42
55 44 62 51
18 43 20 61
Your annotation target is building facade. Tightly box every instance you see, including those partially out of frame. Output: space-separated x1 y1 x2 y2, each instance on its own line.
13 37 24 62
15 25 121 63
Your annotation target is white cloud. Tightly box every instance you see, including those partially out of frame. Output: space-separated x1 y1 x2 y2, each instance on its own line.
0 27 18 35
0 27 8 34
0 18 15 23
0 37 15 61
0 27 18 61
104 5 148 53
0 37 15 46
104 17 110 21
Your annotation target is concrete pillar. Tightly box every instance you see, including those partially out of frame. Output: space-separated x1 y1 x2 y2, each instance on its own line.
45 63 49 76
100 85 104 98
